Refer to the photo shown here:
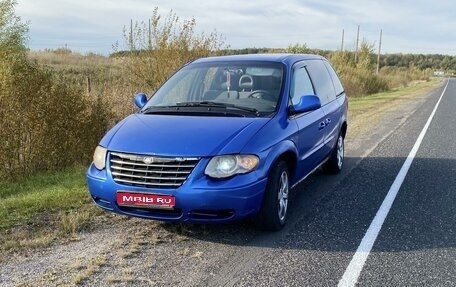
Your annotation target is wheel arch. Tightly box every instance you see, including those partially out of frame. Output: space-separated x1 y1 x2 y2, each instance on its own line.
341 121 348 138
262 140 298 183
277 150 297 181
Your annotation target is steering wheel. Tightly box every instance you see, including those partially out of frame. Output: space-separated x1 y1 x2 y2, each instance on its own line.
248 90 275 101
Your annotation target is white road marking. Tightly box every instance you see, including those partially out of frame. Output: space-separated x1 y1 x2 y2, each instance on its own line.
338 79 450 287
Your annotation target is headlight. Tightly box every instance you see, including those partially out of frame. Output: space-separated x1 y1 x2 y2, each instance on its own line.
205 155 259 179
93 146 107 170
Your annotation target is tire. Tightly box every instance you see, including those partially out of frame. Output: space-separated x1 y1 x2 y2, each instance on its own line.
324 132 344 174
255 160 289 231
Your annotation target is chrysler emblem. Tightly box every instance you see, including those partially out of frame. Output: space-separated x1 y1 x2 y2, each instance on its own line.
143 157 154 164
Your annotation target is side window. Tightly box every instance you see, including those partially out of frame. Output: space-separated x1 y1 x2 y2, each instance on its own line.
323 61 344 97
305 60 336 105
290 65 315 105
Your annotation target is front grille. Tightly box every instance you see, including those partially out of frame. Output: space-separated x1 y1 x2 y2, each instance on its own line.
110 152 199 188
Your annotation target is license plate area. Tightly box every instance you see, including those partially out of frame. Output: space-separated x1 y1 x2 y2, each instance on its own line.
116 191 175 209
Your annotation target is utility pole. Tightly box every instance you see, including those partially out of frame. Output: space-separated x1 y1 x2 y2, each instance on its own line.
354 25 360 63
86 76 91 97
341 29 344 51
130 19 133 51
148 18 152 50
376 29 383 74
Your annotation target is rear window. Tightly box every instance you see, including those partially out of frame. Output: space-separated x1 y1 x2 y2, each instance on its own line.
323 61 344 96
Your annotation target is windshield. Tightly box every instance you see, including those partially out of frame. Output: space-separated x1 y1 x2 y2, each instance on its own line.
143 61 284 117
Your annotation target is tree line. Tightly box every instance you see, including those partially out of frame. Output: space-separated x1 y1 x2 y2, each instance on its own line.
220 48 456 72
113 46 456 72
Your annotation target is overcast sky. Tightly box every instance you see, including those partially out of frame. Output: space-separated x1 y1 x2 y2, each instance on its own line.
15 0 456 55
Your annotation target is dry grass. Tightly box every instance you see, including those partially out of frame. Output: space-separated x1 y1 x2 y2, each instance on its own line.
58 210 91 237
0 206 102 263
0 229 54 257
71 254 107 285
106 268 135 284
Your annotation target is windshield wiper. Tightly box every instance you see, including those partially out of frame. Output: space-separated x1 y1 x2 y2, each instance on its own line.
142 101 259 115
176 101 259 114
141 105 178 114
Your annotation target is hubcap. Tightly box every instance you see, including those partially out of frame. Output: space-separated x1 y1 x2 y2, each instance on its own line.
277 171 289 222
337 135 344 169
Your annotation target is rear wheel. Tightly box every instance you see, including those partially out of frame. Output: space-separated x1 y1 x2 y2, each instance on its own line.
255 161 289 231
324 132 344 174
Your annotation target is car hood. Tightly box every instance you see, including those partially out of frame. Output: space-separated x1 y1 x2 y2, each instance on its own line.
100 114 270 157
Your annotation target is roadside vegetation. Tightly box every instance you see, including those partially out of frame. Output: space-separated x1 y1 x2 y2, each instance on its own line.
0 1 448 257
0 0 111 181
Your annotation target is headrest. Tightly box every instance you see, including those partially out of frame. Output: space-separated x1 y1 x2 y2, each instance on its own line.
239 74 253 90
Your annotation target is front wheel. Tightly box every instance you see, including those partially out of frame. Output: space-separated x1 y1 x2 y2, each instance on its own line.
324 132 344 174
255 161 289 231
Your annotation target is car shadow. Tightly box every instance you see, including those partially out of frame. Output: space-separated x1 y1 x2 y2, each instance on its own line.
159 156 456 253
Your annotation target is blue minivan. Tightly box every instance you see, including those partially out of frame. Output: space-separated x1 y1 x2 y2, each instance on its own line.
87 54 348 230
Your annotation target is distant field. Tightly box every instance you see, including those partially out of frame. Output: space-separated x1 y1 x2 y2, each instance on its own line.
28 51 123 98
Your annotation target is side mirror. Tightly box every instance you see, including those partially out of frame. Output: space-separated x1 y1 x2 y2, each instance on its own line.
291 95 321 114
134 93 148 108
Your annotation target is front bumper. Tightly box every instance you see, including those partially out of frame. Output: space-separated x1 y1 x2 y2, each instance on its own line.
86 162 267 223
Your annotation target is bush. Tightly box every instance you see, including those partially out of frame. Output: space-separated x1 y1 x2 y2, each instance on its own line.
0 1 111 180
0 53 111 180
379 66 431 89
330 42 400 97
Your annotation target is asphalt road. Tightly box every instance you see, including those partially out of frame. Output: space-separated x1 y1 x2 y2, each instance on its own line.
203 78 456 287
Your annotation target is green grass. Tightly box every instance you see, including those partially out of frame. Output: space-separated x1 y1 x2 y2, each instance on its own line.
0 167 90 230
